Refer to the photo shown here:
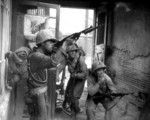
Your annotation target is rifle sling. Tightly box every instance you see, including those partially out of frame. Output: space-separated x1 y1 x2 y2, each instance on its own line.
27 57 47 84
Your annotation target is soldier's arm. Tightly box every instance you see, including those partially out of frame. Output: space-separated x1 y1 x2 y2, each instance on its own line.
87 76 100 96
75 56 87 80
32 49 67 70
105 74 117 93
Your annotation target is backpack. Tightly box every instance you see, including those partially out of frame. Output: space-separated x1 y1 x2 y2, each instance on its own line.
5 47 31 82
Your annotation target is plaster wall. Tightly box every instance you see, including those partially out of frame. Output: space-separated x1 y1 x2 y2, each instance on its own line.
106 3 150 120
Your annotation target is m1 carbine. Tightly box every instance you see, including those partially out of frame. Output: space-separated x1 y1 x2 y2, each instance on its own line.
85 92 135 106
54 25 100 48
110 92 134 97
91 92 135 100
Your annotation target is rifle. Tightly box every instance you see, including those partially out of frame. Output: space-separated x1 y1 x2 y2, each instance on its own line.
91 92 135 100
53 25 100 48
110 92 135 97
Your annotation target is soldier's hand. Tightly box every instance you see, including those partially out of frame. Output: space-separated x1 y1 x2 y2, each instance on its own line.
72 33 81 40
52 46 58 53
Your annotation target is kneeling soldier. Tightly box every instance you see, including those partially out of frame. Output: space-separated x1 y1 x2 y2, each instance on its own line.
86 61 120 120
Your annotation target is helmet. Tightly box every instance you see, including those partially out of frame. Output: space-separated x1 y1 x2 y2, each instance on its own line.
66 44 79 53
36 29 57 45
92 61 106 73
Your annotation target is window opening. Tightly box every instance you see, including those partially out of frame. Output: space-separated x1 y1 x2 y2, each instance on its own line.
94 10 107 63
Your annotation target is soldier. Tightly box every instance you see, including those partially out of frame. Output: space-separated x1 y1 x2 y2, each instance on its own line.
86 61 120 120
62 44 88 116
26 29 72 120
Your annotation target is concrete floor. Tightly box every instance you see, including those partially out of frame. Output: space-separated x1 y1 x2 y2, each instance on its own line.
10 82 140 120
54 87 105 120
9 68 140 120
12 83 105 120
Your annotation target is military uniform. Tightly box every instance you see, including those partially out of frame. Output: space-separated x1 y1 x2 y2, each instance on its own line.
26 30 67 120
86 61 120 120
63 44 87 115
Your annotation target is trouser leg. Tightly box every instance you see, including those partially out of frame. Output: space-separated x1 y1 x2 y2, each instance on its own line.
30 93 47 120
74 98 80 113
70 97 80 115
63 78 72 108
72 80 85 114
86 100 97 120
28 94 39 120
38 93 47 120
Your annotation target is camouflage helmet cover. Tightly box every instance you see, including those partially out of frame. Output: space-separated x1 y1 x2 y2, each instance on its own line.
36 29 57 45
92 61 106 73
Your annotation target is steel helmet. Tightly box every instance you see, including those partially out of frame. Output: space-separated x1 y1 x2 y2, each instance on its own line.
92 61 106 73
36 29 57 45
66 44 79 53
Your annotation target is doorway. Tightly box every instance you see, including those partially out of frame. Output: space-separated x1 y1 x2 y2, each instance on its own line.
11 1 95 119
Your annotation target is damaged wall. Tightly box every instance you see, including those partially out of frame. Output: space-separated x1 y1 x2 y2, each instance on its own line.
106 3 150 120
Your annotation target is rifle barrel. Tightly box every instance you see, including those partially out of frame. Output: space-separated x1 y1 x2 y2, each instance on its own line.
55 25 101 48
111 92 134 96
84 25 101 34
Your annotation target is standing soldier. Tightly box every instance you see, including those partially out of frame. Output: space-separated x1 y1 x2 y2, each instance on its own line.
62 44 88 116
26 29 72 120
86 61 120 120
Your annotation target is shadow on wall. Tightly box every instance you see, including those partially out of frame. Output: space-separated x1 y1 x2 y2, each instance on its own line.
105 46 116 83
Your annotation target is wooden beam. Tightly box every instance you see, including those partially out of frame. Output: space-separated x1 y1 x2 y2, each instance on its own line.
47 68 57 119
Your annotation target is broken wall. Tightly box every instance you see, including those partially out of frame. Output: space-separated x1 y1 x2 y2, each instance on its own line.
106 3 150 120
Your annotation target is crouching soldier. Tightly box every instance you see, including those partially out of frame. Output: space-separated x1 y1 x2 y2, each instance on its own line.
26 29 72 120
86 61 120 120
63 44 88 116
